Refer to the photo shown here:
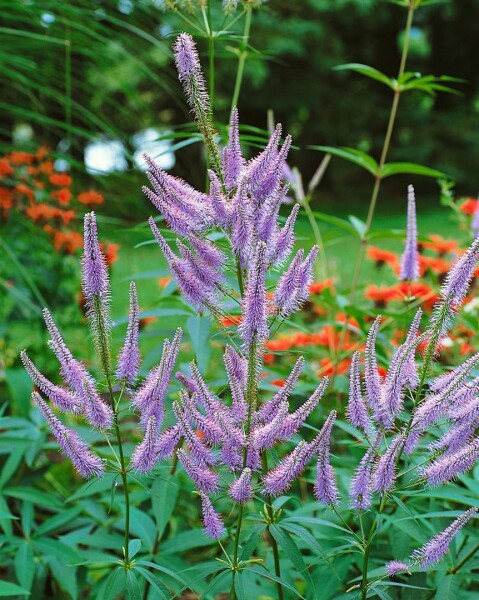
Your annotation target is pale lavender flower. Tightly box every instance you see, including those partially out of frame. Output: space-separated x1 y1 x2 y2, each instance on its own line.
175 371 198 394
269 204 300 265
173 400 217 466
386 561 410 577
190 362 228 417
222 107 244 190
177 240 223 290
130 416 159 473
81 378 114 430
420 438 479 486
156 424 183 460
33 392 103 478
257 186 288 245
21 351 80 413
364 316 382 413
246 125 282 199
296 245 320 303
258 356 304 422
372 432 405 494
262 440 310 496
82 212 109 298
223 440 244 471
229 468 253 503
314 412 338 506
133 328 182 428
177 449 220 494
179 393 224 445
274 249 304 317
347 352 371 433
116 281 140 386
231 200 253 267
252 401 289 451
428 423 476 455
187 234 226 270
238 241 269 350
174 33 210 114
440 236 479 309
350 443 378 510
279 377 328 438
200 493 225 539
411 508 477 569
209 170 231 227
399 185 419 281
224 348 247 423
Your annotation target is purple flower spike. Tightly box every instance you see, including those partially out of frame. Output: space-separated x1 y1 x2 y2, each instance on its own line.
21 351 80 413
372 431 405 494
156 424 183 460
130 416 159 473
270 204 300 265
274 249 304 317
238 241 269 351
399 185 419 281
350 439 379 510
82 212 109 299
347 352 371 433
82 378 113 430
116 282 141 387
314 415 338 507
279 377 328 438
187 234 226 270
411 508 477 570
297 245 320 304
364 316 382 413
33 392 104 478
420 438 479 486
177 448 220 494
441 236 479 309
472 199 479 237
258 356 304 423
262 440 309 496
222 107 244 190
200 493 225 539
229 468 253 503
386 561 410 577
231 200 253 268
173 33 210 116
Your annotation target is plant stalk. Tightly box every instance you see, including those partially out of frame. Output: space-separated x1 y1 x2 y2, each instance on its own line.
231 5 252 111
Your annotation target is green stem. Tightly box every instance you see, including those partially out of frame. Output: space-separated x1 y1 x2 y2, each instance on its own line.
336 3 415 362
263 451 284 600
230 5 252 111
451 543 479 574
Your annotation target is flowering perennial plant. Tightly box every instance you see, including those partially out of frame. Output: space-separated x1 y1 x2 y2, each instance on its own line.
18 27 479 600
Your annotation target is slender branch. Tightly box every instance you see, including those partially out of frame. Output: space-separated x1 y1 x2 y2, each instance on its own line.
230 5 252 111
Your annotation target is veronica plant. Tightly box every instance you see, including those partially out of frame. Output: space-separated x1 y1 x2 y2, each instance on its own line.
22 212 183 576
137 32 337 598
342 232 479 599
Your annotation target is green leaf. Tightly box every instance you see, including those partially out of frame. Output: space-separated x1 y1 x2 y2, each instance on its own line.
243 566 305 599
128 539 142 559
35 507 83 537
309 211 359 237
33 538 81 563
48 557 78 600
270 525 317 599
3 487 63 509
348 216 367 239
126 571 142 600
161 530 217 554
0 581 30 596
0 446 24 489
136 561 185 585
186 314 211 371
434 574 460 600
128 508 156 553
151 474 179 539
134 567 170 599
96 568 127 600
14 541 34 592
380 162 448 179
4 368 34 417
309 146 379 176
334 63 395 89
234 572 246 600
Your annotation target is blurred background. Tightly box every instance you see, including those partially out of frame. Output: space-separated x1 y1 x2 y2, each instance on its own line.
1 0 479 402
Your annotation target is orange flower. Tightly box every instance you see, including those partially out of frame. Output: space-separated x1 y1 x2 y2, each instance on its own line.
158 276 172 288
318 358 349 377
52 188 72 205
365 285 397 306
38 161 54 175
220 315 242 327
77 190 104 205
0 188 13 211
421 234 459 256
49 172 72 187
460 198 478 216
58 209 75 225
52 230 83 253
104 243 120 265
419 255 450 276
36 146 50 160
377 366 387 379
14 184 34 202
395 281 438 311
26 203 56 221
309 279 334 294
270 379 286 387
140 316 157 330
367 246 398 268
9 151 34 165
0 159 14 177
